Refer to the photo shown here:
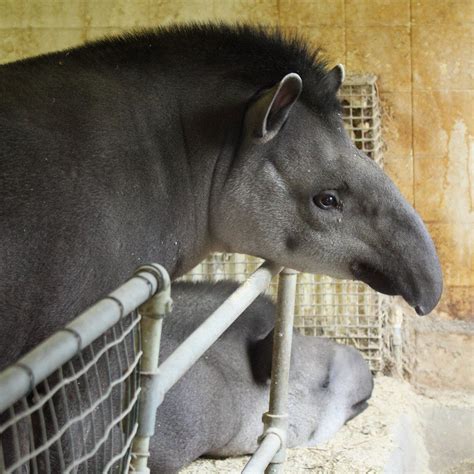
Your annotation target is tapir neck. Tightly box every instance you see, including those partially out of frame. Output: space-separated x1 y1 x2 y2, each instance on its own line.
127 69 248 277
0 55 240 282
121 71 245 278
0 43 249 286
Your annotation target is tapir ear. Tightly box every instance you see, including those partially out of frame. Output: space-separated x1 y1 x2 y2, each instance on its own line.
245 73 302 143
248 329 274 384
325 64 345 94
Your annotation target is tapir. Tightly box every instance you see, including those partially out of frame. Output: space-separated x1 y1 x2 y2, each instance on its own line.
149 281 374 473
0 24 442 368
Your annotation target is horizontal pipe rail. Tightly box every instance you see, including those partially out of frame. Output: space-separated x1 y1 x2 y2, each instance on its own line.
242 433 281 474
0 264 167 413
154 260 282 405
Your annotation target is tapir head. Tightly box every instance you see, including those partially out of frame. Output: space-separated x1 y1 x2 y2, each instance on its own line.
213 66 442 315
288 335 374 447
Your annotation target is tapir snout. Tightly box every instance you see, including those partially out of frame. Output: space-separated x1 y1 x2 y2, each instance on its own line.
294 337 374 447
347 155 443 315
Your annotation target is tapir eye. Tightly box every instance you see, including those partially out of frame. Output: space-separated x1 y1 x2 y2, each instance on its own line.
321 374 330 389
313 191 341 210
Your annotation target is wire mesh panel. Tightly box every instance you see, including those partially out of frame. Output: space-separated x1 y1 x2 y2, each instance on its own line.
181 75 391 372
293 275 390 371
0 311 141 473
341 74 383 166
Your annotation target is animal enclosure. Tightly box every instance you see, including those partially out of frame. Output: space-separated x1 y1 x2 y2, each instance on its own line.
0 262 299 473
181 74 393 373
0 314 140 472
0 273 152 473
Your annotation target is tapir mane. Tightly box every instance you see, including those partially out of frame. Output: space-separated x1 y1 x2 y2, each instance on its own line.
5 24 341 115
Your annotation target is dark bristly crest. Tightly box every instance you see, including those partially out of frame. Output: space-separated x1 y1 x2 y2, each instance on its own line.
6 23 342 114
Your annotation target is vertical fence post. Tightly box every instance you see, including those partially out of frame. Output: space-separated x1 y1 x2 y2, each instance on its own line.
264 268 298 474
243 268 297 473
130 264 172 474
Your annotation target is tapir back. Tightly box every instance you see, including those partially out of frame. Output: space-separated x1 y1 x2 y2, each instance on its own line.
151 282 276 472
159 281 274 356
0 55 190 369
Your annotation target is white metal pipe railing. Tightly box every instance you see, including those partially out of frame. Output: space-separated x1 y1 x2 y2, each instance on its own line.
243 433 281 473
127 260 283 472
0 264 166 414
130 265 172 473
0 260 298 474
243 268 298 474
155 261 282 403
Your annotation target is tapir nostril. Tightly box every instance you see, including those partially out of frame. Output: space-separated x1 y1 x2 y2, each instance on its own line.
415 305 426 316
346 400 369 421
352 400 369 412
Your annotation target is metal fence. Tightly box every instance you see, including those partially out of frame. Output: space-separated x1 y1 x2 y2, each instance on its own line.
181 74 393 373
0 261 297 473
0 265 166 473
341 74 383 166
0 312 140 473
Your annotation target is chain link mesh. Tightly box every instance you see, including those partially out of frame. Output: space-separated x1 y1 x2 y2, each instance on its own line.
0 311 141 473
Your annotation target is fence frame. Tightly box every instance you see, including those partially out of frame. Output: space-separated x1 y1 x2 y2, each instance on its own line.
0 260 298 473
130 260 286 473
0 264 170 414
0 264 169 473
129 264 172 472
243 268 298 474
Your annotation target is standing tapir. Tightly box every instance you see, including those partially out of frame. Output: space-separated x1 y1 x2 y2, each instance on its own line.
150 281 374 473
0 24 442 370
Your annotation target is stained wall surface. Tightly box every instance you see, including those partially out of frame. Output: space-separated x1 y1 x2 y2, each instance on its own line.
0 0 472 319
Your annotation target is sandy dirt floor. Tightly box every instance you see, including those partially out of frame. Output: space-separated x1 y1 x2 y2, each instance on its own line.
181 376 473 473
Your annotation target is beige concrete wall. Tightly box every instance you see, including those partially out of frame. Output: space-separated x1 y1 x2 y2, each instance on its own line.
1 0 472 319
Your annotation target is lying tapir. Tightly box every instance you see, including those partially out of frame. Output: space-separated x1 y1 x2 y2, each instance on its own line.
0 24 442 372
149 282 374 473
